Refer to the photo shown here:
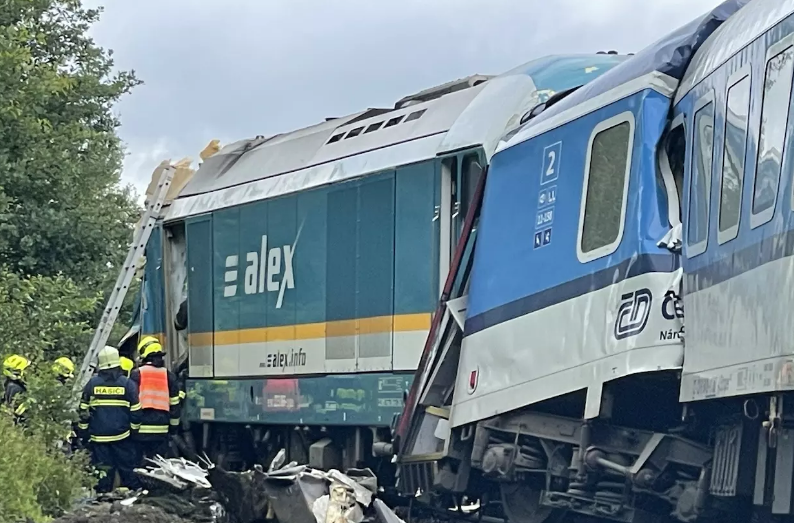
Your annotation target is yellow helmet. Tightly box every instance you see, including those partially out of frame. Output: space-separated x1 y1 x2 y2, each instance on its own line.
52 356 75 379
137 336 164 359
97 346 121 371
3 354 30 380
120 356 134 377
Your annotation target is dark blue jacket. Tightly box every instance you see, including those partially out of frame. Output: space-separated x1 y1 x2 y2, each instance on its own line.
3 378 25 408
77 369 141 443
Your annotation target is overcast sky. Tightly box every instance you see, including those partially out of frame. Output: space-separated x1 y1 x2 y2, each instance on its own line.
84 0 723 198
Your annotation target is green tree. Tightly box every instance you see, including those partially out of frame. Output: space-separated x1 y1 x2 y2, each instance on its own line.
0 270 98 363
0 0 141 290
0 1 143 519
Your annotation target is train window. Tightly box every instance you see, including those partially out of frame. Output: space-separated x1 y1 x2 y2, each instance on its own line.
687 99 714 255
578 112 634 261
718 73 750 244
752 42 794 226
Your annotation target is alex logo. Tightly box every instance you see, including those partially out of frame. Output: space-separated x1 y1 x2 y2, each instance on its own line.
223 234 296 309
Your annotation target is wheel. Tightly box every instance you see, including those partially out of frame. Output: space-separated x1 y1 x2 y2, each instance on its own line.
500 483 563 523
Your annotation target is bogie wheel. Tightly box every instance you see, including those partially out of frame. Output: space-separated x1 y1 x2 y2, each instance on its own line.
500 483 564 523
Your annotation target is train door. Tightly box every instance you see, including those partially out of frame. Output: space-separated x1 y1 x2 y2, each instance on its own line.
439 157 454 295
456 152 485 241
355 172 396 373
393 161 437 371
185 214 215 378
439 150 485 294
162 222 189 370
140 224 166 352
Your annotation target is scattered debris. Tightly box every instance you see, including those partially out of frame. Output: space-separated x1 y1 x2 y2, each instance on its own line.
55 448 400 523
326 469 374 507
257 454 380 523
268 448 287 472
135 454 213 491
315 482 363 523
207 464 270 523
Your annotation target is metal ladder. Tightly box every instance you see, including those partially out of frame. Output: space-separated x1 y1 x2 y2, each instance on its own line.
71 165 175 402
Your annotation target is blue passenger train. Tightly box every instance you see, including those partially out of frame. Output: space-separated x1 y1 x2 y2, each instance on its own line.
397 1 794 522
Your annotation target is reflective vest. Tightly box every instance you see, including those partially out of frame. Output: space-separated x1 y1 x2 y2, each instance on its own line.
138 366 170 412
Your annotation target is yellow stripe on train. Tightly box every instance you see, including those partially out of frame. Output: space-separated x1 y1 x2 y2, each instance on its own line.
187 313 431 346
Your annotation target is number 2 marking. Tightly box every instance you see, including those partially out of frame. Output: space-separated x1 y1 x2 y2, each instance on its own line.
541 142 561 185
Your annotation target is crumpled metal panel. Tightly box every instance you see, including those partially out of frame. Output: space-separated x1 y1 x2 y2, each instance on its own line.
437 74 538 161
165 227 188 365
438 54 629 161
178 115 361 198
499 0 747 156
676 0 792 104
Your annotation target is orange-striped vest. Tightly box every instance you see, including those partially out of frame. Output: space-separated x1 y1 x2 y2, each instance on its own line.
138 366 170 412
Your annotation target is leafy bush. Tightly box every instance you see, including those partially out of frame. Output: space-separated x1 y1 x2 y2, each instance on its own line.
0 413 94 523
0 270 99 363
0 269 99 521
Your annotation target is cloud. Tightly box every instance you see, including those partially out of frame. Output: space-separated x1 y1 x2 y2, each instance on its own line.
84 0 724 195
119 136 169 196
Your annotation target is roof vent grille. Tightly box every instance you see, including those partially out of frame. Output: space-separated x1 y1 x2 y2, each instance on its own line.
325 108 427 145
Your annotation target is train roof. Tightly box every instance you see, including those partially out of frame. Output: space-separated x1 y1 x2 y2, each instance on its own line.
676 0 794 104
497 0 747 154
164 54 627 222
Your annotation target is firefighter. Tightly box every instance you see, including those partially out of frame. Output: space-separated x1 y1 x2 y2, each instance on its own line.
52 356 75 383
129 336 181 461
77 346 142 493
120 356 135 378
50 356 77 448
3 354 30 419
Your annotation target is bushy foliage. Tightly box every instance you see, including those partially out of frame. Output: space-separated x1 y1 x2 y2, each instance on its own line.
0 268 100 521
0 0 143 520
0 269 99 362
0 411 94 523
